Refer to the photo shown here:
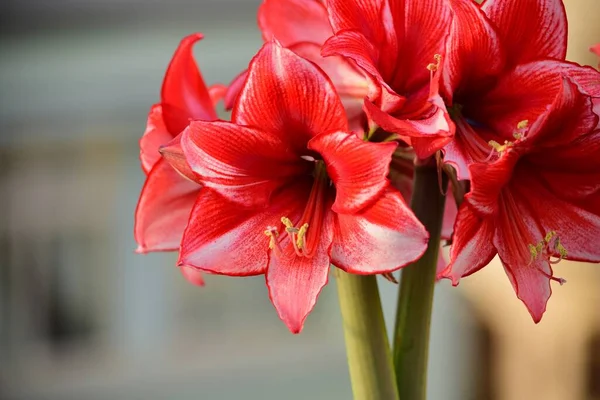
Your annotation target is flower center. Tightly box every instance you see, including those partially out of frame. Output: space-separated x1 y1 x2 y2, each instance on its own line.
264 161 329 258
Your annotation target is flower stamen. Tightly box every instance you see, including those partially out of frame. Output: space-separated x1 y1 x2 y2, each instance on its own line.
527 230 568 284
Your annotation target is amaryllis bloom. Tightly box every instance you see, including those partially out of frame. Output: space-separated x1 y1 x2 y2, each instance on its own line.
441 0 600 179
171 41 428 333
321 0 454 158
440 76 600 322
134 33 225 285
592 44 600 69
226 0 369 132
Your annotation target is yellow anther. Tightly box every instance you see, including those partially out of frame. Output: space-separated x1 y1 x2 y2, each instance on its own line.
296 223 309 249
281 217 298 233
488 140 514 153
517 120 529 130
556 242 568 258
264 229 279 250
427 54 442 71
528 243 539 260
544 230 557 243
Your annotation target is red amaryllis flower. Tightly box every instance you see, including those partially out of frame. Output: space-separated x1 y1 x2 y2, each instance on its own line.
441 0 600 179
171 41 428 333
321 0 454 158
440 76 600 322
592 44 600 69
225 0 369 132
134 33 224 285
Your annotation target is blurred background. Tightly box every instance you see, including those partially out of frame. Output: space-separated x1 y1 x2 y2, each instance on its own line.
0 1 598 399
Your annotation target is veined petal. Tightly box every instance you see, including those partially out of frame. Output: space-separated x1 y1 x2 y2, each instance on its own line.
438 203 496 284
179 183 310 276
481 0 567 66
527 77 598 147
443 0 505 102
233 41 348 151
363 99 452 158
134 159 200 253
388 0 452 94
467 150 520 216
258 0 332 46
309 130 397 213
289 42 368 99
471 61 564 140
182 121 309 207
139 105 173 174
266 208 334 333
516 173 600 263
161 33 217 134
493 185 554 323
325 0 386 40
331 188 428 274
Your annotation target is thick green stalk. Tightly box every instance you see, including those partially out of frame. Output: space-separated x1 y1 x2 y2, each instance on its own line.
335 270 400 400
393 164 447 400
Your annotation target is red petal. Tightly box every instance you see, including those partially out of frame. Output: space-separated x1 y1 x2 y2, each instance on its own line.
224 70 248 110
443 0 505 102
441 189 457 240
182 121 309 207
481 0 567 66
179 266 205 287
492 191 552 323
363 99 453 159
325 0 386 40
288 41 369 133
258 0 332 47
438 203 496 284
159 132 201 183
179 183 310 276
134 159 200 253
208 84 227 106
161 33 217 134
330 188 428 274
467 150 519 216
309 130 397 213
266 209 334 333
471 61 565 139
139 105 173 174
233 41 348 152
386 0 452 94
515 173 600 263
527 77 598 147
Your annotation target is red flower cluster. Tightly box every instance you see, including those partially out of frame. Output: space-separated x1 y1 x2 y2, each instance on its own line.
135 0 600 330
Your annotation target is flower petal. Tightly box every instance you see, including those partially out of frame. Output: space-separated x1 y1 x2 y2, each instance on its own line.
159 132 201 183
266 209 334 333
181 121 309 207
363 99 453 158
309 130 397 213
139 105 173 174
439 202 496 284
224 70 248 110
160 33 217 134
179 182 310 276
443 0 505 102
325 0 386 40
467 150 520 216
516 173 600 263
134 159 200 253
179 266 205 287
233 41 348 152
481 0 567 66
258 0 332 46
493 199 552 323
330 188 428 274
592 44 600 69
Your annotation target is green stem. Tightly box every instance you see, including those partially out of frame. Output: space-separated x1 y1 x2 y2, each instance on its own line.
393 164 447 400
335 270 400 400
